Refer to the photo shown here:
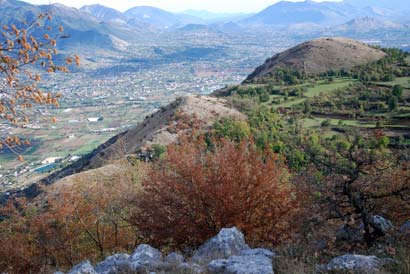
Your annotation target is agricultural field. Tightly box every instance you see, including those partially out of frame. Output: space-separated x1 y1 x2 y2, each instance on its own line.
378 76 410 88
223 76 409 140
275 79 356 108
0 96 174 191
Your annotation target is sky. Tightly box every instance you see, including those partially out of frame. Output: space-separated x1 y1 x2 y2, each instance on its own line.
23 0 342 13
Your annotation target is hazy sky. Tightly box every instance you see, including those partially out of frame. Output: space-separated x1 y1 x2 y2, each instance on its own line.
24 0 342 13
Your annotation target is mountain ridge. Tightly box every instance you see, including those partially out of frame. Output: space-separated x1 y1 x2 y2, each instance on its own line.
241 0 377 26
80 4 128 23
124 6 203 29
42 96 245 185
335 16 405 33
0 1 145 50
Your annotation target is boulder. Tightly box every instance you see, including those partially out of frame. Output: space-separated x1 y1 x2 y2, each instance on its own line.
207 248 275 274
128 244 164 272
68 261 97 274
94 254 133 274
87 245 163 274
130 244 163 266
369 215 394 234
317 254 386 273
192 227 250 264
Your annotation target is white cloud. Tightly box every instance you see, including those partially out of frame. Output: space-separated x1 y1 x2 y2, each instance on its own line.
23 0 341 13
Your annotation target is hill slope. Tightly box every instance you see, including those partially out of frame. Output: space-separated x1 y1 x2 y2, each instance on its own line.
43 96 245 184
246 37 386 82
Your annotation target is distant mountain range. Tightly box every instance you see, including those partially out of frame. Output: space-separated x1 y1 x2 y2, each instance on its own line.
242 0 383 26
1 0 409 52
7 0 410 30
344 0 410 11
177 22 244 33
335 17 406 33
0 0 144 51
180 10 251 21
124 6 204 29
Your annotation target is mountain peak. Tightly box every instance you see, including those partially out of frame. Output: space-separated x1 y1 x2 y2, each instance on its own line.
80 4 126 22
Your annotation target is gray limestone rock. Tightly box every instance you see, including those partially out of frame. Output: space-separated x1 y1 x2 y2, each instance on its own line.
94 254 132 274
68 260 97 274
317 254 386 273
370 215 394 234
207 249 274 274
192 227 250 264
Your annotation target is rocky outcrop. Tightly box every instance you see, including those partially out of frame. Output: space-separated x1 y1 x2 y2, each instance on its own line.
60 227 276 274
129 244 163 267
59 224 402 274
67 260 97 274
208 248 276 274
192 227 250 264
94 254 133 274
317 254 389 273
369 215 394 234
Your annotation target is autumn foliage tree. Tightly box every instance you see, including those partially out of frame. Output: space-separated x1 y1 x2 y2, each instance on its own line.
0 13 79 154
0 161 139 273
131 136 304 249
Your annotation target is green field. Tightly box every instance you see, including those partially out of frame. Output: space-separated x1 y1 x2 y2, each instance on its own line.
276 98 305 108
267 76 410 132
275 78 354 108
379 76 410 88
301 117 376 129
305 79 354 97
